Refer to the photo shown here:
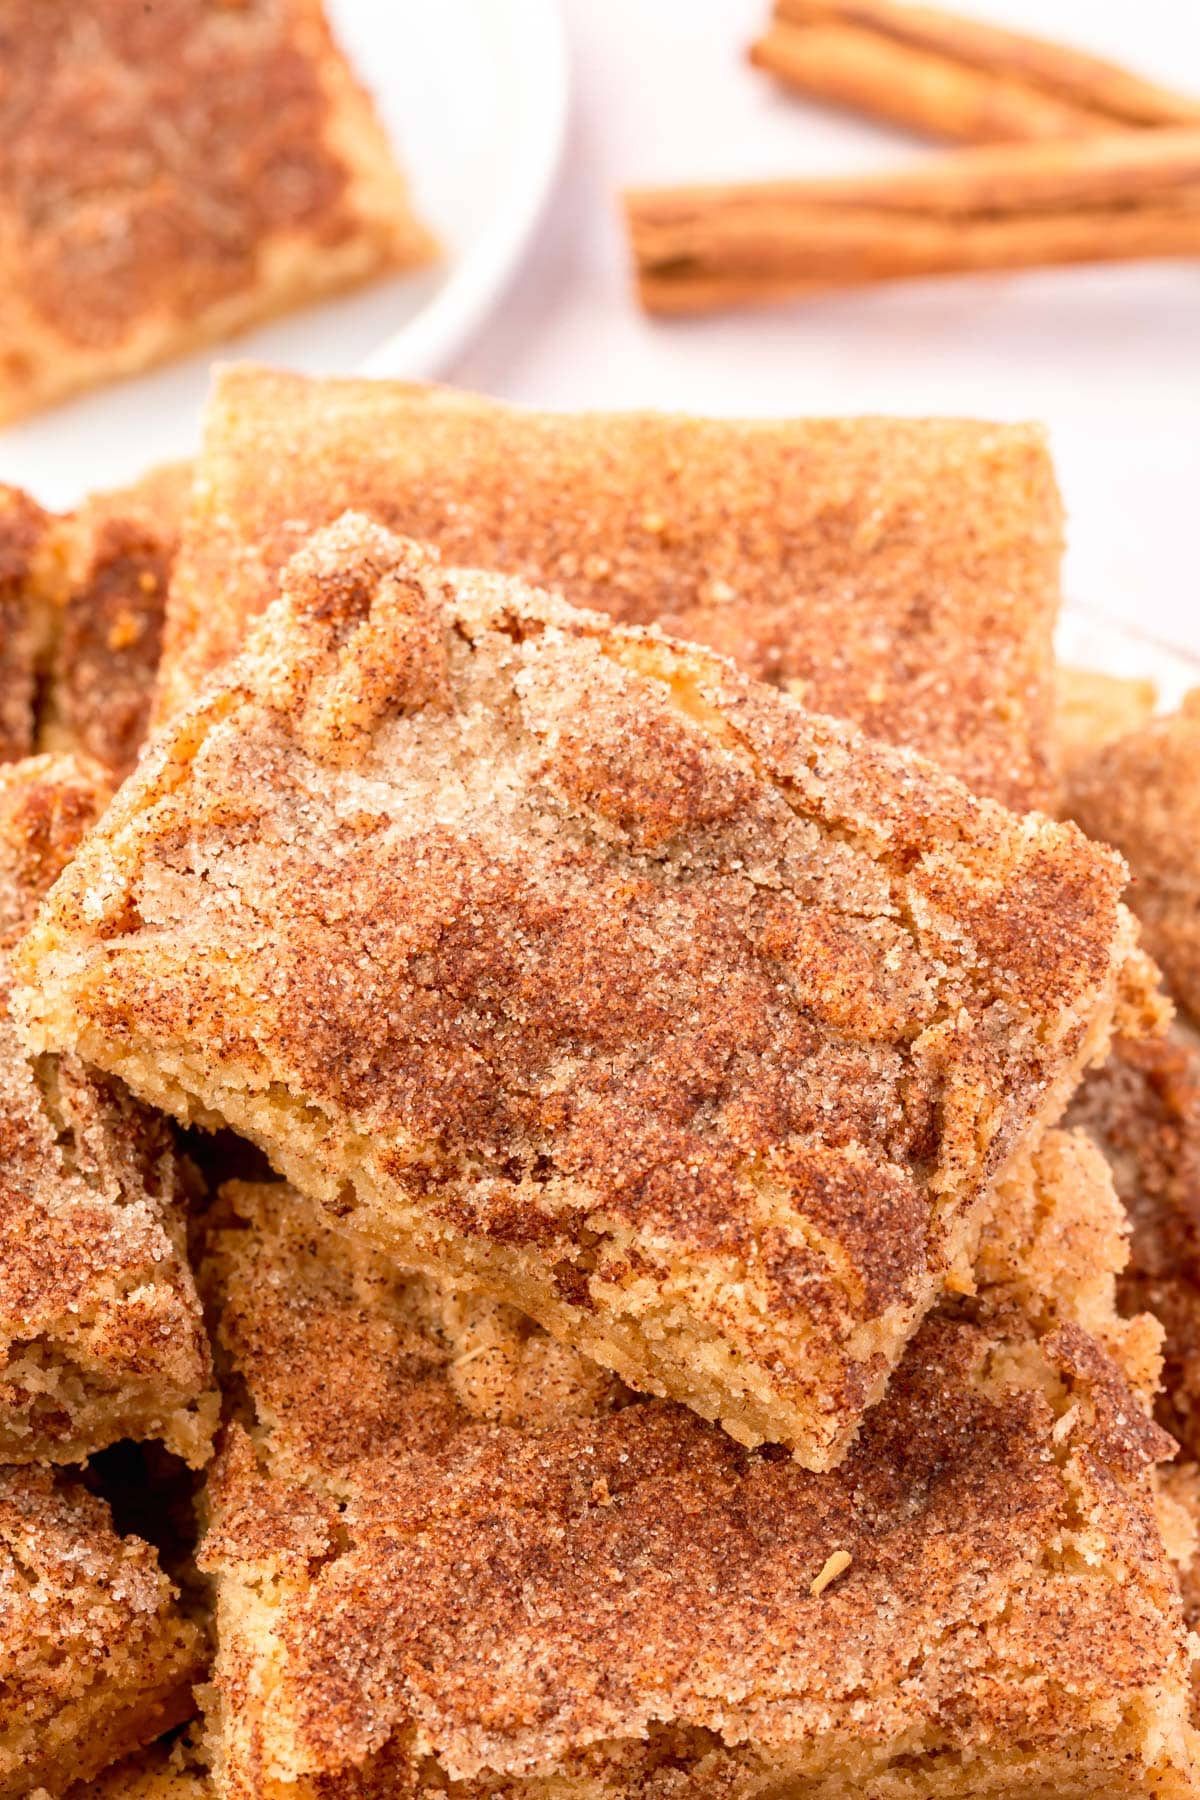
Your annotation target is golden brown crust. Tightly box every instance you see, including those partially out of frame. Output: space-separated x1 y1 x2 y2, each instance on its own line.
0 1465 204 1799
1067 691 1200 1027
159 366 1062 810
1067 1030 1200 1462
18 519 1135 1466
195 1162 1194 1798
0 4 434 421
0 755 214 1465
39 463 193 780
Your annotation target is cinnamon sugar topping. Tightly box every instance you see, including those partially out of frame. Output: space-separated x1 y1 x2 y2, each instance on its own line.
160 367 1062 809
194 1152 1195 1797
17 516 1137 1466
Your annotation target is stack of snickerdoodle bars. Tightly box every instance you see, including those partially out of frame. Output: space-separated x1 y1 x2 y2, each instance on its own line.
5 367 1200 1799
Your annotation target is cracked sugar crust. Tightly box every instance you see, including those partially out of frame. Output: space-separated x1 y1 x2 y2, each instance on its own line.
0 3 435 422
194 1153 1195 1800
159 366 1062 810
0 755 214 1466
17 517 1137 1466
39 462 192 780
1067 691 1200 1029
0 1465 204 1800
1068 1029 1200 1463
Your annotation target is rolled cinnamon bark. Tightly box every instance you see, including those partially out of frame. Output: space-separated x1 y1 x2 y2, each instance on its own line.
627 127 1200 315
751 20 1101 143
751 1 1200 141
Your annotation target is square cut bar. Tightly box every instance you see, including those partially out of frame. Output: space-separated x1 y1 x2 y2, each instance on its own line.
1067 692 1200 1029
159 364 1063 809
0 1465 204 1799
0 3 434 422
1057 690 1200 1575
39 463 193 781
1 464 189 780
0 754 214 1465
194 1142 1196 1800
1068 1029 1200 1464
18 518 1142 1465
0 485 60 765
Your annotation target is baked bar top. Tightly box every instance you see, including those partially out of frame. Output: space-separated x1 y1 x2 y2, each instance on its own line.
40 462 192 780
1068 1029 1200 1462
1068 691 1200 1029
0 754 213 1466
0 2 434 421
17 518 1136 1466
0 1466 203 1800
196 1150 1193 1799
159 365 1062 810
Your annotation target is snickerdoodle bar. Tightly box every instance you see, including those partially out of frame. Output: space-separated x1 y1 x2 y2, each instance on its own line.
17 519 1143 1465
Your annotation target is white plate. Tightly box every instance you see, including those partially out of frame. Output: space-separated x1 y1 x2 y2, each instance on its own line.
1058 604 1200 714
0 0 568 511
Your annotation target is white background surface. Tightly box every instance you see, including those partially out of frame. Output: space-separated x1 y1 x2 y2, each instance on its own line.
2 0 1196 661
449 0 1200 657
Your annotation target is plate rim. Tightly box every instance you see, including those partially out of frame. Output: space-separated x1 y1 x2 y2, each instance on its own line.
1057 598 1200 712
359 0 570 382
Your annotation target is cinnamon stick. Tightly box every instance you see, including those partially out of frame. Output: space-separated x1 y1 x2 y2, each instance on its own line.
626 127 1200 315
751 1 1200 144
752 20 1107 143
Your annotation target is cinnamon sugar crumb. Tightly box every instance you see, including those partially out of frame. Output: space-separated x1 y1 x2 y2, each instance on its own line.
810 1549 852 1596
